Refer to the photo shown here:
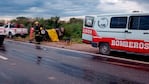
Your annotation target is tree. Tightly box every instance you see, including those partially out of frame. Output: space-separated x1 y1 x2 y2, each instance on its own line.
51 16 60 28
11 17 30 27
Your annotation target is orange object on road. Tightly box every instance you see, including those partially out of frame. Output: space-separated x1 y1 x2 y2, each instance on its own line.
29 27 34 42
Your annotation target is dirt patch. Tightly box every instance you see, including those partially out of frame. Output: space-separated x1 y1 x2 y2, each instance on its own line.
42 41 99 54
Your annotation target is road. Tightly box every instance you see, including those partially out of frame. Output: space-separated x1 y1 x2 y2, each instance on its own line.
0 40 149 84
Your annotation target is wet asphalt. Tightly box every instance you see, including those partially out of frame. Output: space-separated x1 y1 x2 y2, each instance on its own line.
0 40 149 84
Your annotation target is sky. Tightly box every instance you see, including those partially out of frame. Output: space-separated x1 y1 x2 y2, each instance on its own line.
0 0 149 20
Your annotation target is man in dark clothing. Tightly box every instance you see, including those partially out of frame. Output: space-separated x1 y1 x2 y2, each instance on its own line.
34 21 41 44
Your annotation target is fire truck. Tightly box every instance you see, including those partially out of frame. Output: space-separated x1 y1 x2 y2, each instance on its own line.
82 13 149 55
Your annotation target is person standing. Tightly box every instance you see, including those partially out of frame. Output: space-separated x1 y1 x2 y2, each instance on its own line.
29 25 34 43
34 21 41 44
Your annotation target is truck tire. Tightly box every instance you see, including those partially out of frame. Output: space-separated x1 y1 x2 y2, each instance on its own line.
21 34 27 38
8 32 13 39
99 43 111 55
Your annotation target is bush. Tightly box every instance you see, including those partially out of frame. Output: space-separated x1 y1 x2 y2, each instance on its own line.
62 19 83 41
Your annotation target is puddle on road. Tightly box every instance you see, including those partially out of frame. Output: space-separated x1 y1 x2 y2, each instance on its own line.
0 70 34 84
42 58 144 84
56 50 90 58
36 56 42 64
60 65 143 84
82 70 143 84
0 45 6 51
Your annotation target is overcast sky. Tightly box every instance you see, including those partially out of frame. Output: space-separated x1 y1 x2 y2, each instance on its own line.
0 0 149 19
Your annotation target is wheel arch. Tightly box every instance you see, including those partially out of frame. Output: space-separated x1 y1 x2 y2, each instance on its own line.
98 42 110 47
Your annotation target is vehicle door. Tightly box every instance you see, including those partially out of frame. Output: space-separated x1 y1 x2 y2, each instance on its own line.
126 15 149 53
82 16 95 43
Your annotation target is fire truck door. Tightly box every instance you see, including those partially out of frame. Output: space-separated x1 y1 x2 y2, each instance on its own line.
126 16 149 42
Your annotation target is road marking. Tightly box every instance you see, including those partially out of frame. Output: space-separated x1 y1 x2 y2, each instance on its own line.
0 55 8 60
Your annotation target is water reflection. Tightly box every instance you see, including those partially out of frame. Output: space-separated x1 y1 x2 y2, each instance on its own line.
35 45 41 49
42 58 144 84
35 44 42 65
36 56 42 64
0 45 6 51
83 69 143 84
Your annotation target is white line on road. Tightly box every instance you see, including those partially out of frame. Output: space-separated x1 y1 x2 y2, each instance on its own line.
0 55 8 60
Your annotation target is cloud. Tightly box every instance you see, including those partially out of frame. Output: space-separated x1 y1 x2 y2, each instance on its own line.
98 0 146 13
0 0 149 19
12 0 37 5
26 7 45 13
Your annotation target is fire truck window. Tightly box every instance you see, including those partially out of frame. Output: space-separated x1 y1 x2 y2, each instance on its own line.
85 16 94 27
139 16 149 30
110 17 127 28
129 16 139 30
129 16 149 30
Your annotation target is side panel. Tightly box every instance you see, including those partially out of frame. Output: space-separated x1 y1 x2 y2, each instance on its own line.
94 16 126 39
111 39 149 54
125 15 149 54
93 16 128 51
93 37 149 54
82 28 97 44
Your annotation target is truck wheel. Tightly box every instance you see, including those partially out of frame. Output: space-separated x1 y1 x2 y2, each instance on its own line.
8 32 13 39
21 34 27 38
99 43 111 55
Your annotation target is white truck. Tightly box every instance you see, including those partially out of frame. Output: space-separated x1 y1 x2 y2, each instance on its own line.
3 23 28 38
0 27 6 45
